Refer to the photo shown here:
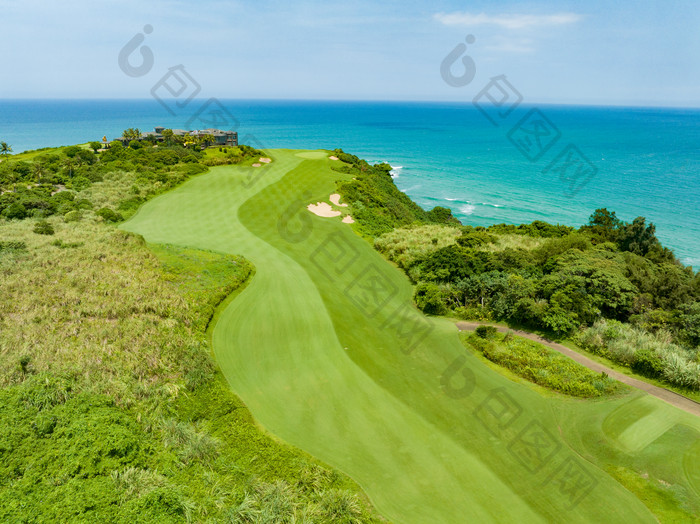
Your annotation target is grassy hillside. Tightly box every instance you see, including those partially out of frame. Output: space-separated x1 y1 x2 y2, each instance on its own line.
0 148 381 522
332 149 460 237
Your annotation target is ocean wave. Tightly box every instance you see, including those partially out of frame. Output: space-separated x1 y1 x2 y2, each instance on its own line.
442 196 504 209
459 204 476 216
390 165 403 179
681 257 699 268
399 184 421 194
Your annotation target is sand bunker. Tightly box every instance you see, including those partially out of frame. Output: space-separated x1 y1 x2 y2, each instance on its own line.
307 202 341 217
259 157 271 163
252 163 262 167
329 155 339 160
329 193 348 207
342 215 355 224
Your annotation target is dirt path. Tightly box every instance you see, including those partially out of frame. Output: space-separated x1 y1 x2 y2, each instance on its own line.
456 321 700 418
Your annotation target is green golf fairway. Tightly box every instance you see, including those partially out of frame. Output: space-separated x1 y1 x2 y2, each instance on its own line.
122 150 700 523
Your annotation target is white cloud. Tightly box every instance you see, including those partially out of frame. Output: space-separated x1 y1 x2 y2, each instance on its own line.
434 12 583 30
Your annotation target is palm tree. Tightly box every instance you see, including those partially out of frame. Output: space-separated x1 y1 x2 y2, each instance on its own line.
0 141 13 157
183 134 198 148
62 158 75 178
161 129 174 145
32 163 45 184
201 134 216 148
121 128 142 141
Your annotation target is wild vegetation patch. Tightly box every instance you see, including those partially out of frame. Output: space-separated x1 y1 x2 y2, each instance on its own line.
577 320 700 390
463 331 624 397
0 173 379 521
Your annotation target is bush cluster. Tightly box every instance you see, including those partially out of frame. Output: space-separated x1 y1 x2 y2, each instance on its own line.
0 142 212 224
465 332 622 397
371 211 700 343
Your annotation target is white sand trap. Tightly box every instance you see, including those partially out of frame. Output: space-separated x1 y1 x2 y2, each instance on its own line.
329 193 348 207
342 215 355 224
307 202 341 217
329 155 339 160
252 163 262 167
259 157 271 163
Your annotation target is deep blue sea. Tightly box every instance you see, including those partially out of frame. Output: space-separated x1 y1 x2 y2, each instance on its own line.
1 99 699 266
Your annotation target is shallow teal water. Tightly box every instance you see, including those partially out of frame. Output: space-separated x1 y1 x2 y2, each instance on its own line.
1 99 698 265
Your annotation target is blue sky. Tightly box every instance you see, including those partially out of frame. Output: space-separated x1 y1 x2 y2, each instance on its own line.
1 0 699 106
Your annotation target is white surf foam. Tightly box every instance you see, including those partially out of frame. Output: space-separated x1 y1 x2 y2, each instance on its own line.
459 204 476 216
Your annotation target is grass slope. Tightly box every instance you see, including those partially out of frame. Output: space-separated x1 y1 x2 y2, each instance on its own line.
0 214 379 522
123 150 700 523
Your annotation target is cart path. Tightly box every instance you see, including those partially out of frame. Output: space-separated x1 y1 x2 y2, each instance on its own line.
456 321 700 418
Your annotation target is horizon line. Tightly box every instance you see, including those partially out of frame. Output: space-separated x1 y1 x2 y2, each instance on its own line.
1 97 700 111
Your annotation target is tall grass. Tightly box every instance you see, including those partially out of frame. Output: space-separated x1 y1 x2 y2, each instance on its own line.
0 212 380 521
227 480 365 524
374 226 546 271
576 320 700 390
485 234 547 252
374 224 461 267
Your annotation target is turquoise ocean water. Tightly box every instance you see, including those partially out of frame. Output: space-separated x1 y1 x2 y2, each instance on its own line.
1 99 698 265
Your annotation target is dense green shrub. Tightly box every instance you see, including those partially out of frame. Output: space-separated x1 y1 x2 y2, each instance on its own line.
417 246 488 283
454 305 493 321
33 220 55 235
387 211 694 339
97 207 123 223
425 206 461 225
632 349 665 377
76 149 97 165
413 282 447 315
68 176 91 191
486 220 574 238
456 231 497 248
475 325 498 339
64 210 81 222
2 202 27 219
62 145 81 158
